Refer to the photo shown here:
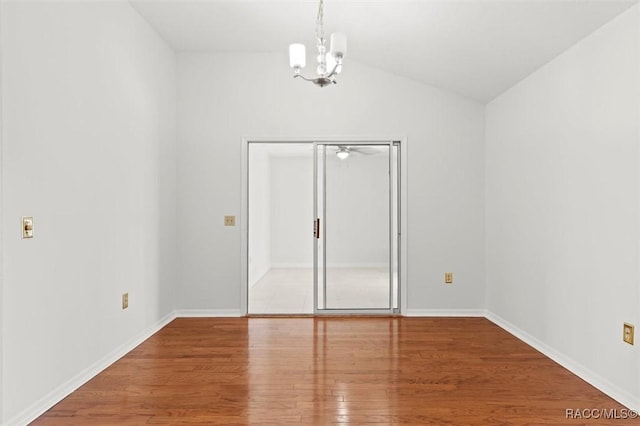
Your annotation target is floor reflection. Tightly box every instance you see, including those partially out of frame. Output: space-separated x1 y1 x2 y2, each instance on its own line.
248 317 400 423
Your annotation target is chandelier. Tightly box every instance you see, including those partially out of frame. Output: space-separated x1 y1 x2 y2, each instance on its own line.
288 0 347 87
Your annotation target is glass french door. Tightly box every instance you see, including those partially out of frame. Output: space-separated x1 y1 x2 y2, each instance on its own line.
313 142 400 314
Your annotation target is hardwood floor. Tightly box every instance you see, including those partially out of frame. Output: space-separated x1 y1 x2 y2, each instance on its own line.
33 317 635 425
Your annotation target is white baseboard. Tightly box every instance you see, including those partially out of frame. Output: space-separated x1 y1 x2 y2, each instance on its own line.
486 311 640 412
270 263 389 269
174 309 242 318
5 311 177 426
4 309 242 426
405 309 486 317
270 263 313 269
326 263 389 268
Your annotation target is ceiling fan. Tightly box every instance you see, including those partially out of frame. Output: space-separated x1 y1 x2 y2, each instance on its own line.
333 145 382 160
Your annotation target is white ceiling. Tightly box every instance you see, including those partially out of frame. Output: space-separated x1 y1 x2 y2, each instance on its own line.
130 0 638 103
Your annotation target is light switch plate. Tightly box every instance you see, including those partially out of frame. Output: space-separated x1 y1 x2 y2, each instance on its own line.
224 216 236 226
445 272 453 284
623 323 634 345
22 216 34 239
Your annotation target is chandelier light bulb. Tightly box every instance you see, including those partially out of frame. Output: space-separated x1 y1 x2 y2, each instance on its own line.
289 44 306 69
330 32 347 58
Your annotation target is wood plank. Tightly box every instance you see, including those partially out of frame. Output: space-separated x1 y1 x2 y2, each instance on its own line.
31 317 636 425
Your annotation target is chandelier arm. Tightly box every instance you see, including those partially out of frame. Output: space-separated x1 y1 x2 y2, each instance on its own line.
293 74 316 83
325 62 341 79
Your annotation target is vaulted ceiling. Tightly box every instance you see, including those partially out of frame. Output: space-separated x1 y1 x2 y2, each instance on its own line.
130 0 638 103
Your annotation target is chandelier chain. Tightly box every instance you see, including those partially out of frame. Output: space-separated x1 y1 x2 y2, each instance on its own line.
316 0 325 45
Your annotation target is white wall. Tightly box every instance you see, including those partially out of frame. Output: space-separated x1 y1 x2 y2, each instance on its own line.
486 5 640 408
324 152 390 267
248 145 271 285
177 53 485 313
1 1 176 423
269 152 391 268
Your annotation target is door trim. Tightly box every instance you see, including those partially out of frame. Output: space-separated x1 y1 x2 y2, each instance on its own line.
241 137 408 316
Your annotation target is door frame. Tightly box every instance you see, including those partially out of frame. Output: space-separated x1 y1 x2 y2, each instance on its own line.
240 137 408 316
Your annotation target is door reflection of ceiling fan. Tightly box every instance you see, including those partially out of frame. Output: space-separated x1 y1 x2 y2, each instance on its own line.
334 145 381 160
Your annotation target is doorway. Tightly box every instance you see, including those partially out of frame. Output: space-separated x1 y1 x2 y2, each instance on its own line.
247 143 314 314
243 139 404 315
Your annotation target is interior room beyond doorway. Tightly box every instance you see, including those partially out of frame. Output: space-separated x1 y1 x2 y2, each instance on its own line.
247 141 399 315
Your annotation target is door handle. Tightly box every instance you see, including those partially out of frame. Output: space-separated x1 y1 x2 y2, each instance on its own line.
314 218 320 239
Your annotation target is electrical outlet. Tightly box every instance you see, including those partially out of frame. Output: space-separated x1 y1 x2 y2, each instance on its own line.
224 215 236 226
623 323 634 345
445 272 453 284
122 293 129 310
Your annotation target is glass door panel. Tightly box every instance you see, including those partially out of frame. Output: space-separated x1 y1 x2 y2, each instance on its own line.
314 144 325 310
314 143 396 313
